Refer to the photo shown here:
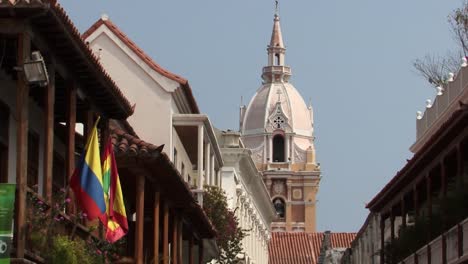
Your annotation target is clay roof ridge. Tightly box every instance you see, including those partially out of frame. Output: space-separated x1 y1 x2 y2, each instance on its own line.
82 18 188 85
111 128 164 156
82 17 201 114
43 2 134 118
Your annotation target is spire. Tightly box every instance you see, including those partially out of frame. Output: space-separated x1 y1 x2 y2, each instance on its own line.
262 1 291 83
270 1 284 49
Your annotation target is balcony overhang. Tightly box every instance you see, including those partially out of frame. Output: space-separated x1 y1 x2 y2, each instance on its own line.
172 114 223 168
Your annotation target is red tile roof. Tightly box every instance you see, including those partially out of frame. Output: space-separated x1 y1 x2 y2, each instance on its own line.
330 233 357 249
269 232 356 264
0 0 134 119
269 232 323 264
111 128 164 157
82 18 200 114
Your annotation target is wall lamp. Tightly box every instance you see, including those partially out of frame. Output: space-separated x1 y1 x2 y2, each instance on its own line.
23 51 49 87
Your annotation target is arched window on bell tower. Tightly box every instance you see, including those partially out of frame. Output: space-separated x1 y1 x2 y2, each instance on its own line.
273 197 285 219
275 53 280 65
273 134 285 162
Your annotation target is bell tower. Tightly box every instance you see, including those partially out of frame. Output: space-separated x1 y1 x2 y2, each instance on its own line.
240 3 321 232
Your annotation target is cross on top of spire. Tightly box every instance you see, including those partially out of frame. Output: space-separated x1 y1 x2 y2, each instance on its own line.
275 0 279 17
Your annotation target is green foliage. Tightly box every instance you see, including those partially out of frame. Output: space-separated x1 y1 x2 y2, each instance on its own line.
48 236 79 264
47 235 102 264
26 187 125 263
203 186 246 264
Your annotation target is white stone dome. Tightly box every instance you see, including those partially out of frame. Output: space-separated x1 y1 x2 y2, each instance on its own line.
242 82 313 138
240 11 316 155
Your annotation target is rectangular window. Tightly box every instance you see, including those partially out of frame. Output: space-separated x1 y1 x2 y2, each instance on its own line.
0 103 9 183
173 148 178 168
181 163 185 179
27 132 39 188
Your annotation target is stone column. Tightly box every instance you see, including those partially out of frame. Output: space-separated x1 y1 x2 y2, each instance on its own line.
290 135 295 164
285 134 290 161
268 135 273 162
205 142 211 185
286 180 292 231
210 154 215 186
197 125 204 204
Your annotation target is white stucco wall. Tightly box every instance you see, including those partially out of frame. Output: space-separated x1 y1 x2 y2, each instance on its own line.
221 164 273 264
88 33 175 150
172 127 194 184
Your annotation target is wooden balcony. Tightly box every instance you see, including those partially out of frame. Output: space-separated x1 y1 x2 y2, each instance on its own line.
400 217 468 264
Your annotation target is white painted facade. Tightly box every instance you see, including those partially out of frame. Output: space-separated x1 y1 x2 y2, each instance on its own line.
84 16 224 202
217 130 276 264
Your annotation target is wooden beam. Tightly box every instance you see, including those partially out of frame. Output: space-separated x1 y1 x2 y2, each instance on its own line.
457 145 463 190
14 31 30 260
380 217 385 264
401 197 406 229
426 175 432 242
65 80 76 212
172 213 178 264
43 60 55 204
198 240 204 264
178 217 183 264
0 19 26 34
83 110 94 141
154 191 160 263
135 174 145 264
390 209 395 243
189 235 194 264
413 185 419 217
163 202 169 264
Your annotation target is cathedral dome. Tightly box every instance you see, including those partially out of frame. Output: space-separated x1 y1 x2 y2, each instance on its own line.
242 82 313 139
240 11 314 151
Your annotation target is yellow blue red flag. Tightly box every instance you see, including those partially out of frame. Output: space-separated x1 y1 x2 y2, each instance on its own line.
70 118 106 220
99 138 128 243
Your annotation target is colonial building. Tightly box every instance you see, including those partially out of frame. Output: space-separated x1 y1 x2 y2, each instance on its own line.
83 15 226 263
216 130 276 264
240 9 321 232
0 1 219 263
350 58 468 263
83 15 224 205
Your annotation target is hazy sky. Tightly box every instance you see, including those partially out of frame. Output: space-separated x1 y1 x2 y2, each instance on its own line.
61 0 460 232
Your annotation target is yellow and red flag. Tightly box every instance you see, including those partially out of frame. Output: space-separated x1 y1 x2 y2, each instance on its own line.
70 118 106 221
99 138 128 243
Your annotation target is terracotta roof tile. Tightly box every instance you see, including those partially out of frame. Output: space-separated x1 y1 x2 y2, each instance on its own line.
269 232 356 264
111 128 164 157
82 18 200 114
269 232 323 264
330 233 356 248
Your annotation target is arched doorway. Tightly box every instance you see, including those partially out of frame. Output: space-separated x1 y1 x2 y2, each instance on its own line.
273 134 285 162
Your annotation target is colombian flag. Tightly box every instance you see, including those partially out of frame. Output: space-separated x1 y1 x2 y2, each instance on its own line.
100 138 128 243
70 118 106 220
